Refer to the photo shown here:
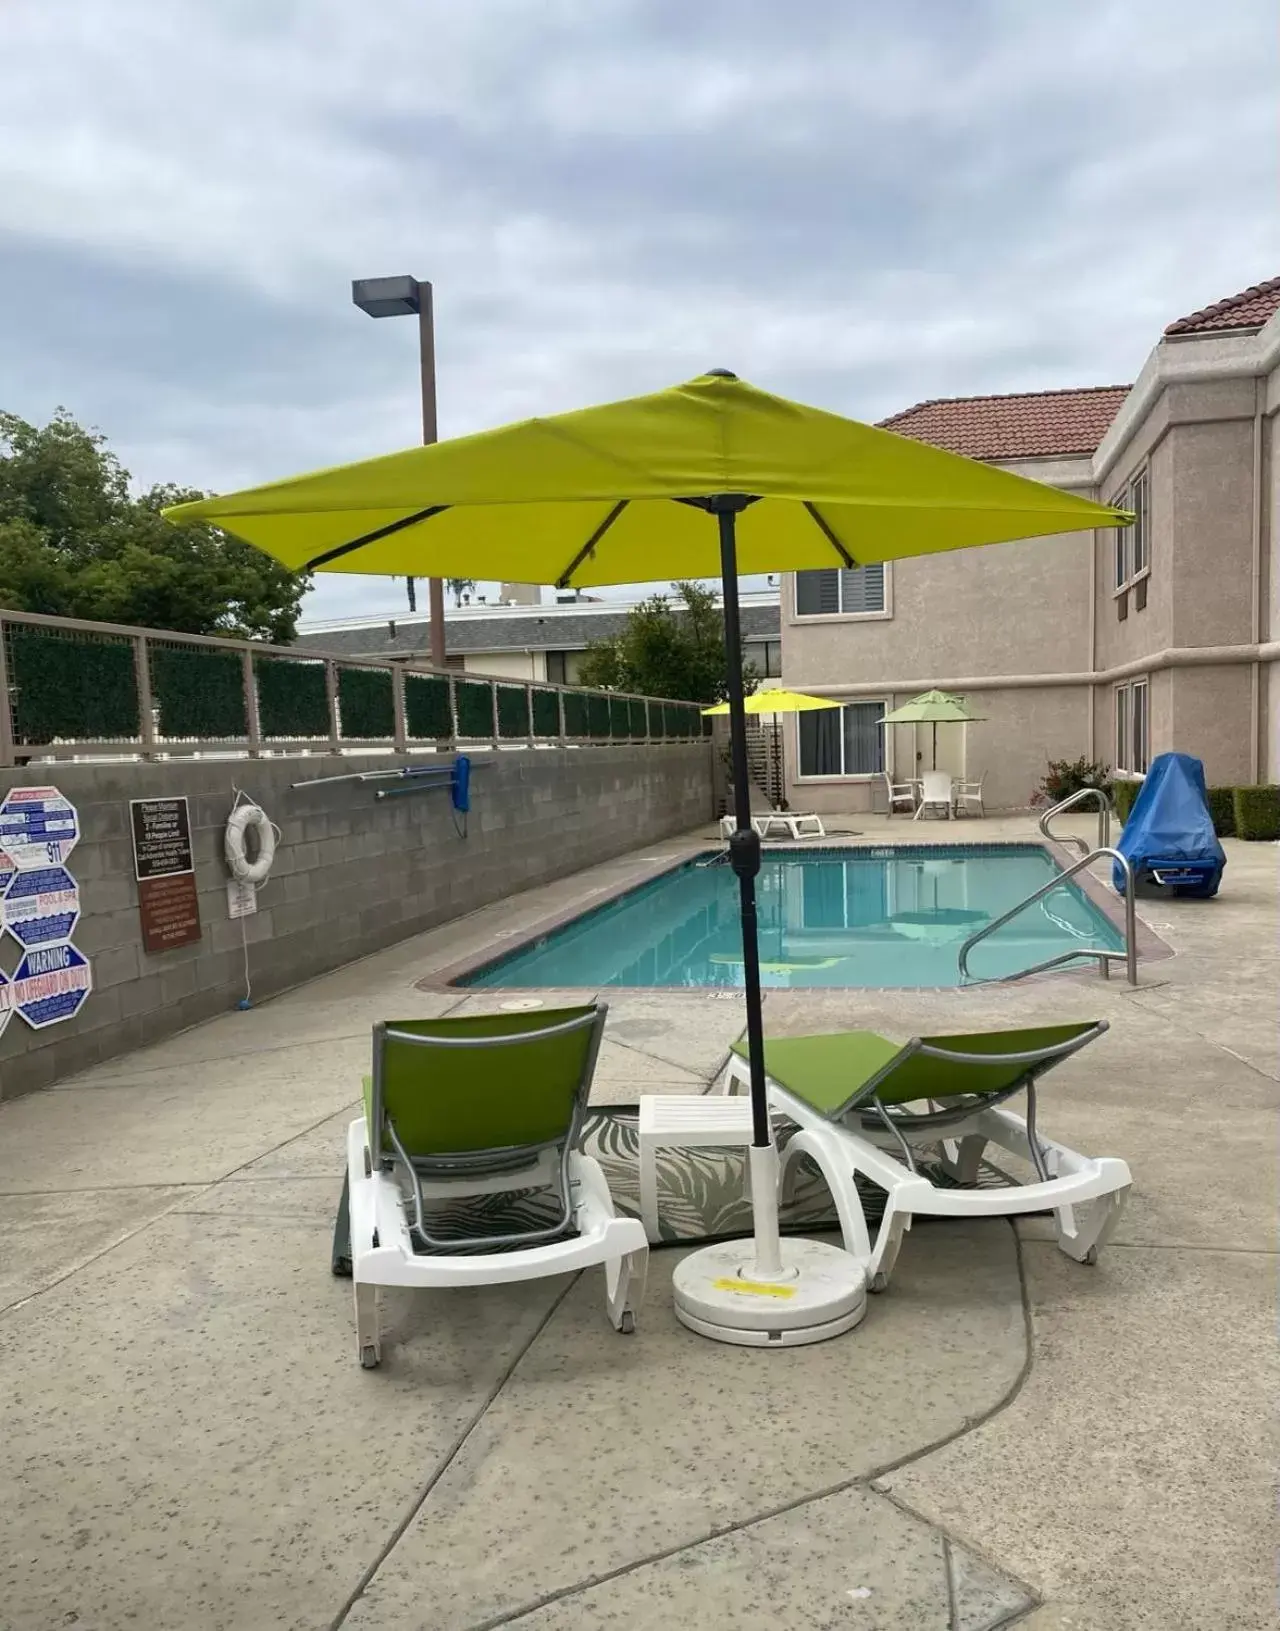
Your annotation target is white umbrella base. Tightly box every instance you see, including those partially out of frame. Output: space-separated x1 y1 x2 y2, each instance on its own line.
671 1237 867 1348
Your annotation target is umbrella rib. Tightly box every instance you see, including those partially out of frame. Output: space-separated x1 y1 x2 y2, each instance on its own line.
302 506 450 572
803 502 856 567
555 500 629 587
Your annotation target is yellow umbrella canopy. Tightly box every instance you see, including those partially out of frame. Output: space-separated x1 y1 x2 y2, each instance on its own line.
701 689 842 716
163 371 1128 586
164 369 1130 1316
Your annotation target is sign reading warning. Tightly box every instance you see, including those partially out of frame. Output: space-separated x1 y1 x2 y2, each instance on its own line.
12 942 92 1029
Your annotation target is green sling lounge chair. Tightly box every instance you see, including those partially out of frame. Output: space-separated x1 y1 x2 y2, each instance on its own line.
723 1021 1130 1290
347 1002 647 1369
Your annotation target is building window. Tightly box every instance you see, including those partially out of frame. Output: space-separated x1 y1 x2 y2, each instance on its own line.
795 564 887 618
444 654 467 671
1111 468 1149 593
798 700 886 777
1115 680 1149 775
545 651 568 684
744 640 782 678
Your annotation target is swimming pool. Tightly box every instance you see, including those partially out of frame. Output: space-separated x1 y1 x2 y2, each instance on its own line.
460 844 1124 990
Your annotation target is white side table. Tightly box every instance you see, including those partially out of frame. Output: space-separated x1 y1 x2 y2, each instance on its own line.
637 1094 757 1244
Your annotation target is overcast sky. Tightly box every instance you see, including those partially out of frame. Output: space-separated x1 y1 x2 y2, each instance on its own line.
2 0 1276 624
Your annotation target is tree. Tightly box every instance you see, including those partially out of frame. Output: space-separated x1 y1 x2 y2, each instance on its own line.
576 581 758 702
446 577 476 607
0 410 309 641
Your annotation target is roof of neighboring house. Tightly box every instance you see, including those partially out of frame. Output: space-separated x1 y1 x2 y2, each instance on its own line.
292 597 780 660
878 385 1132 461
1164 276 1280 337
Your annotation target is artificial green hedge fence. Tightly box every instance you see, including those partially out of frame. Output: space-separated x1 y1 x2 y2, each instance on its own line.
404 674 453 740
629 698 648 737
497 685 530 739
610 697 631 739
563 692 589 737
531 688 561 737
8 628 140 742
255 656 329 738
1233 785 1280 841
455 680 495 738
151 645 246 739
587 694 612 740
338 666 394 739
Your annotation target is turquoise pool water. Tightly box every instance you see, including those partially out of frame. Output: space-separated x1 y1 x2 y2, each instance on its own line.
461 844 1124 990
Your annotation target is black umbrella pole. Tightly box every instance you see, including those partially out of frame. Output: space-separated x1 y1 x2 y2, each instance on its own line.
715 501 770 1149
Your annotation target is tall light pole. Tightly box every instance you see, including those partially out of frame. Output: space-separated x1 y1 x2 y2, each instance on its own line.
351 275 447 668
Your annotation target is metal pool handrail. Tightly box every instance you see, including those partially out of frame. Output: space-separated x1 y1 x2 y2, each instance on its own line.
1038 786 1112 857
959 846 1137 986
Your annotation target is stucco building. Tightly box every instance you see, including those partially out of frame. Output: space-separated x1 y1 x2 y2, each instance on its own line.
781 276 1280 812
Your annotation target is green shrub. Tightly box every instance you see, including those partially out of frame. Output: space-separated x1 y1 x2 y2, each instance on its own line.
1206 786 1236 838
1233 785 1280 841
1040 757 1112 805
1112 779 1140 824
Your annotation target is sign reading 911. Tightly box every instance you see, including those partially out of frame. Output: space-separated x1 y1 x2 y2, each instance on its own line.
0 787 80 870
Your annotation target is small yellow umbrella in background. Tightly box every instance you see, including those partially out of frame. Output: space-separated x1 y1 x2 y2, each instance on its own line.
703 688 843 807
165 369 1129 1348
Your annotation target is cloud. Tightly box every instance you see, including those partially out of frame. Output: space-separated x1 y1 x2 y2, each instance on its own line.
0 0 1275 621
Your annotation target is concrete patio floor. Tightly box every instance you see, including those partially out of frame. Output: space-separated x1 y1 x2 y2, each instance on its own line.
0 814 1274 1630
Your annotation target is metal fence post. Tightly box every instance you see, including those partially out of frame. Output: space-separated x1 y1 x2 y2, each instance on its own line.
558 687 567 746
525 681 536 748
491 680 501 749
392 664 408 754
243 649 262 757
0 620 15 769
325 660 341 751
134 635 157 759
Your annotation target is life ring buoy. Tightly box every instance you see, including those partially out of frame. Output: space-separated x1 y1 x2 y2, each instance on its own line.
225 803 276 885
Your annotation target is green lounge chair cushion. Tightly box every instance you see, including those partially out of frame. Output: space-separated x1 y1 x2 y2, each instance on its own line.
368 1005 599 1156
732 1023 1099 1115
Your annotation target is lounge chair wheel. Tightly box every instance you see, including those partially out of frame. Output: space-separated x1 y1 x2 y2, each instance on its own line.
1082 1245 1098 1266
360 1344 380 1370
618 1310 636 1335
869 1271 890 1293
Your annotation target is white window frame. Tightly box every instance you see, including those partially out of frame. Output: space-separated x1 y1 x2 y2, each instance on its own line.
1111 466 1150 595
795 697 888 781
1114 679 1149 776
790 563 893 623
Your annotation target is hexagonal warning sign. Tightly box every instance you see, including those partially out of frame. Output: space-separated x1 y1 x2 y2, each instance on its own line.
3 865 81 950
0 787 79 870
11 941 92 1029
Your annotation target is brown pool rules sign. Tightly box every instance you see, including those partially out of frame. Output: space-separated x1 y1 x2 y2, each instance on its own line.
130 797 202 955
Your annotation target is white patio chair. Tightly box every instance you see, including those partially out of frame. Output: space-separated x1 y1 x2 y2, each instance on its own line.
913 770 953 820
953 772 986 818
882 772 917 817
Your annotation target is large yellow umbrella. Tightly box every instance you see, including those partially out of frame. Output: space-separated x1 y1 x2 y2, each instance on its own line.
700 689 842 716
166 370 1128 1345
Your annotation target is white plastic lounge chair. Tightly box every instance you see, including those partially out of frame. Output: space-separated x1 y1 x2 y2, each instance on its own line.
882 772 917 816
724 1021 1130 1291
953 772 986 818
913 769 953 819
347 1003 647 1369
719 811 827 840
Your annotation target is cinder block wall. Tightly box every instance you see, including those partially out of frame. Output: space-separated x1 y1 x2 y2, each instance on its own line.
0 745 714 1100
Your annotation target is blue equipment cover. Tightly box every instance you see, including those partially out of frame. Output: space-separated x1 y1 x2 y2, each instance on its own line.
1113 752 1225 898
451 754 471 813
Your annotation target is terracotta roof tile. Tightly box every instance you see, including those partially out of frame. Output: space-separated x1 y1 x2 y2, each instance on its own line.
878 385 1131 461
1164 276 1280 337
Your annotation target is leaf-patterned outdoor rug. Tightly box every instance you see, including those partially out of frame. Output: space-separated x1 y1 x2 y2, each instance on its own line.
332 1107 1017 1268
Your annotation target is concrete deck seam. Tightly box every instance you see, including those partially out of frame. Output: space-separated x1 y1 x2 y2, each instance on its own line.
461 1222 1039 1631
942 1535 961 1630
328 1274 582 1631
